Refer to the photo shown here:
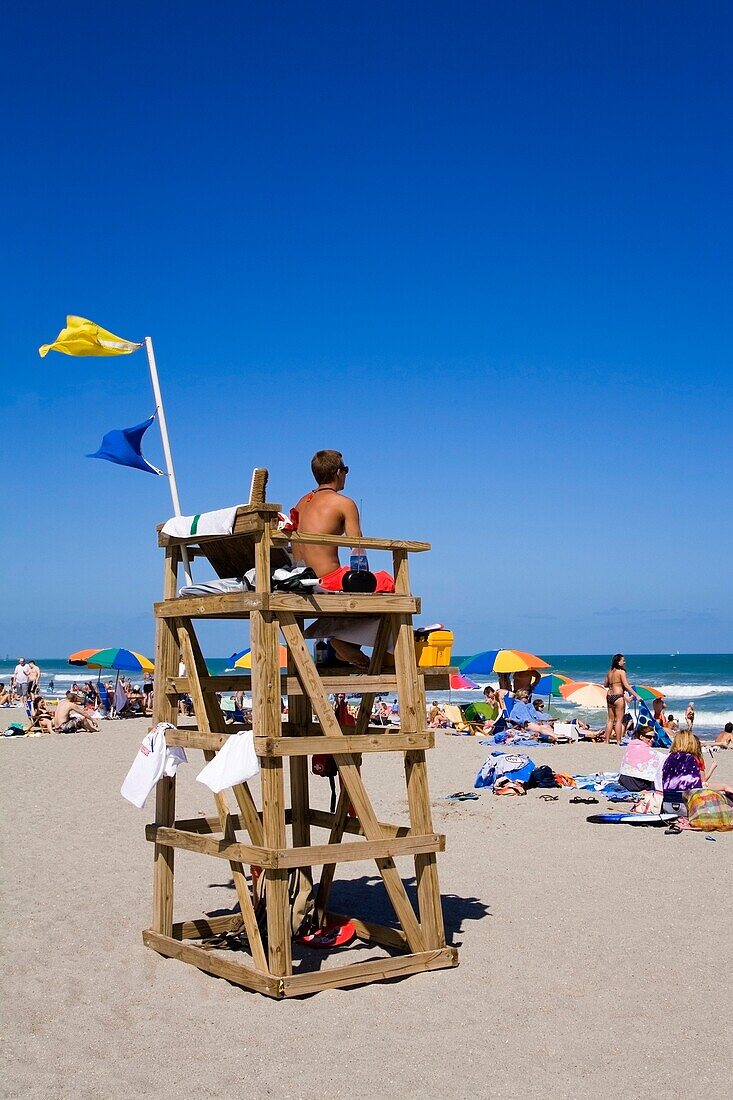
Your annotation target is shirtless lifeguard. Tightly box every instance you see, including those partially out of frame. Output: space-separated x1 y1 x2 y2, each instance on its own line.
295 450 391 668
293 450 368 666
294 450 361 580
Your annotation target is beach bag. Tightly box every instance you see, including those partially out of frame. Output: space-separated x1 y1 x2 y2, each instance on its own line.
686 789 733 831
528 765 558 789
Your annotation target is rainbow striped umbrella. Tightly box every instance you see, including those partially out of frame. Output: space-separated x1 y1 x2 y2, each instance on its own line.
85 648 154 673
68 648 104 666
559 681 608 708
459 649 551 676
230 646 288 670
633 684 665 702
449 671 480 691
533 673 573 697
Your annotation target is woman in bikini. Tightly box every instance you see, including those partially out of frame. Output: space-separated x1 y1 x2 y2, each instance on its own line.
604 654 640 745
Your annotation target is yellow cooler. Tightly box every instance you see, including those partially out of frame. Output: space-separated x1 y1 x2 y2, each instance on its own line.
415 629 454 668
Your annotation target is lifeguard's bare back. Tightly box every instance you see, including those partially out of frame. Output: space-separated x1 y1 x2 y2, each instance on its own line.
293 449 361 577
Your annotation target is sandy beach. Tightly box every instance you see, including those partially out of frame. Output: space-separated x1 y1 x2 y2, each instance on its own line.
1 711 731 1100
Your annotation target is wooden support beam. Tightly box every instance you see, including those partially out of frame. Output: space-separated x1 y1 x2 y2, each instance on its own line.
254 731 433 757
155 592 419 619
143 931 282 998
308 808 411 838
145 824 276 867
281 948 458 998
252 528 292 978
151 545 181 937
393 549 446 951
167 668 452 693
273 532 430 553
173 913 244 940
279 612 426 954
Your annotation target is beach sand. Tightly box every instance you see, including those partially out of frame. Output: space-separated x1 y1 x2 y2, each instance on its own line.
1 711 731 1100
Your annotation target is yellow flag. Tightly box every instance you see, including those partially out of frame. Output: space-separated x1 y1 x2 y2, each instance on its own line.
39 315 142 358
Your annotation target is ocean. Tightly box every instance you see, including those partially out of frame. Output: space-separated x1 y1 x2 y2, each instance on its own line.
2 653 731 740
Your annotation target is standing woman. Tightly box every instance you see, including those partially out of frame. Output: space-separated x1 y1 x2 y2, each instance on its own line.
604 654 640 745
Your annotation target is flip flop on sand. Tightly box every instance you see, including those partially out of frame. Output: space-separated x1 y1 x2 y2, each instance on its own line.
444 791 480 801
570 796 599 805
539 794 559 801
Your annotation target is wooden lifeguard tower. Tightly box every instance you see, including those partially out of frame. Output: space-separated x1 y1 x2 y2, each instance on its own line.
143 472 458 997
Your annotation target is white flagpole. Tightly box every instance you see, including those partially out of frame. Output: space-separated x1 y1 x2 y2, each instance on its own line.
144 336 193 585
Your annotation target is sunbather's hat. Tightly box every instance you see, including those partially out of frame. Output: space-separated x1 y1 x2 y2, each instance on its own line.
341 569 377 593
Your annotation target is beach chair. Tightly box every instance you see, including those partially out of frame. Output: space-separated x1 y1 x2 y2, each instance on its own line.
442 704 472 733
460 701 498 734
637 701 671 748
96 682 113 718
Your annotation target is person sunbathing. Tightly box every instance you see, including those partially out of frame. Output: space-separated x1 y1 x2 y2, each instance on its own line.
713 722 733 748
0 683 11 707
508 691 561 741
31 696 55 735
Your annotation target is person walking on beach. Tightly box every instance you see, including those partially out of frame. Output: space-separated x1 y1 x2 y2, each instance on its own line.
26 660 41 697
604 654 640 745
12 658 30 703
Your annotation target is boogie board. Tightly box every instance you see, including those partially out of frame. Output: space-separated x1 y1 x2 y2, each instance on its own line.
587 812 678 826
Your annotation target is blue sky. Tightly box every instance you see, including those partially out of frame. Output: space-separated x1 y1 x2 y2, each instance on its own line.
2 1 731 657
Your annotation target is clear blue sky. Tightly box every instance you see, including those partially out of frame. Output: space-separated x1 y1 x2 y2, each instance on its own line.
2 1 731 657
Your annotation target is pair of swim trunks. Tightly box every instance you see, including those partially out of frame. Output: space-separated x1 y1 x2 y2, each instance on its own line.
56 718 83 733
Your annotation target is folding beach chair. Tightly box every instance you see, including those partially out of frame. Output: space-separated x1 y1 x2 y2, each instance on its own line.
96 682 114 718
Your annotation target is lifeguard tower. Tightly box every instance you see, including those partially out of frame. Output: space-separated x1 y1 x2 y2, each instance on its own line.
143 471 458 997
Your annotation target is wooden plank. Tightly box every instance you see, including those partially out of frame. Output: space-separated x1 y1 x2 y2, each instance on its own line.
308 808 411 838
165 727 229 751
287 650 313 929
204 755 269 972
267 592 419 614
156 593 266 618
276 833 444 869
151 545 181 936
273 531 430 553
393 549 446 951
173 913 244 940
142 930 281 998
254 732 433 757
252 539 292 977
168 669 452 694
145 825 277 868
155 592 419 619
178 624 269 970
279 613 426 953
282 947 458 997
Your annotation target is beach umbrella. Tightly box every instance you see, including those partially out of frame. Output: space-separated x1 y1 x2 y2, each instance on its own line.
633 684 665 702
459 649 551 676
85 648 155 673
559 681 608 708
230 646 288 670
68 648 104 666
533 673 573 697
449 671 480 691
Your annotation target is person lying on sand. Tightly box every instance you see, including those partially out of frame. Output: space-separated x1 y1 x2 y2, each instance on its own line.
0 683 12 707
52 691 100 734
508 690 562 741
713 722 733 749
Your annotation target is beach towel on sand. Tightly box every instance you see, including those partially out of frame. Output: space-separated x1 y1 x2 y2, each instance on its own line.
121 723 187 809
475 751 535 789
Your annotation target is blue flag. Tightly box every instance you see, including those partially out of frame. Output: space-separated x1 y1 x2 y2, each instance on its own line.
87 415 164 476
